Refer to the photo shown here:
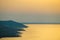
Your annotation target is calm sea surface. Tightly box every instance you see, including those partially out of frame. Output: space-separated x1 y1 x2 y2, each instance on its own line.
1 24 60 40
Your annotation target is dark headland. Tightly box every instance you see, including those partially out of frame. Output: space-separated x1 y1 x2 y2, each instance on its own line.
0 20 28 38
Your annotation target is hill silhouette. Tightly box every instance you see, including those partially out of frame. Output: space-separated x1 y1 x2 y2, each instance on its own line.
0 20 28 38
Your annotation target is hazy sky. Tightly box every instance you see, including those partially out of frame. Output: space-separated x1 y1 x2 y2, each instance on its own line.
0 0 60 23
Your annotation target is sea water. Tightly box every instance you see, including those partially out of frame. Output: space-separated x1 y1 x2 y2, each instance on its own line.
1 24 60 40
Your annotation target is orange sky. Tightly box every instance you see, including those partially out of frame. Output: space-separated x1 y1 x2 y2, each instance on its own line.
1 0 60 14
0 0 60 23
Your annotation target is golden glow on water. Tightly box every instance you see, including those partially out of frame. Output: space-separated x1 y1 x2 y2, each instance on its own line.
1 24 60 40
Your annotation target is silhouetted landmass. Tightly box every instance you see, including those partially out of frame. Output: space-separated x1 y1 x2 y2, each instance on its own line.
0 20 28 38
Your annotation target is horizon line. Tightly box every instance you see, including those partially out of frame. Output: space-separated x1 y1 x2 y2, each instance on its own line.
22 22 60 24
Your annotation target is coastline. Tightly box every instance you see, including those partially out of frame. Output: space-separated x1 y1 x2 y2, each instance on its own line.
1 24 60 40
